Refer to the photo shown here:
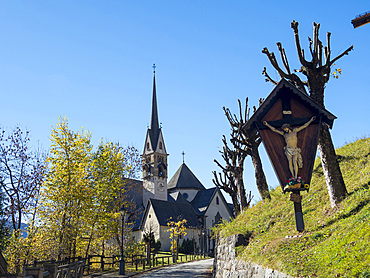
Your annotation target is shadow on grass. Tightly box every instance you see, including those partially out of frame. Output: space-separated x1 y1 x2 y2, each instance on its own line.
324 198 370 228
347 181 370 197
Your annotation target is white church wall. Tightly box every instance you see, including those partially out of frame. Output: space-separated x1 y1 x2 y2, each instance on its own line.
131 230 141 243
160 226 170 251
173 189 199 202
204 191 233 230
141 205 161 241
159 226 200 252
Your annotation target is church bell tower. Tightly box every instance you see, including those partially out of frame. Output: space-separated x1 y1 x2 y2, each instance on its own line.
142 65 168 206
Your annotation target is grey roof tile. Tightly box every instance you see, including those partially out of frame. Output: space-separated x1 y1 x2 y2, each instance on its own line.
167 163 206 191
191 188 216 215
149 199 201 228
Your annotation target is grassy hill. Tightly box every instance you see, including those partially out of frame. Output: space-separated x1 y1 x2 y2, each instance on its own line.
215 138 370 277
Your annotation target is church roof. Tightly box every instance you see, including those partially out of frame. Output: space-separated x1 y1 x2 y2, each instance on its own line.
191 187 235 217
191 188 216 215
167 163 206 191
144 199 201 228
122 179 145 231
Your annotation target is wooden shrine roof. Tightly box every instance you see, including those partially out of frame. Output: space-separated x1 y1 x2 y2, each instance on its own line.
242 79 336 133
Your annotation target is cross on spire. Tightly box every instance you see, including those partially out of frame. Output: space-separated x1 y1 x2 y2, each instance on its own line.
182 151 185 163
152 63 156 73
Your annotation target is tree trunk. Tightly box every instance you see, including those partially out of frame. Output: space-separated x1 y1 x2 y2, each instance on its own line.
309 81 347 207
318 125 347 207
235 174 247 211
230 193 240 216
146 242 151 265
250 146 271 201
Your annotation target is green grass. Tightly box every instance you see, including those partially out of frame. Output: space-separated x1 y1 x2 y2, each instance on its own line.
215 138 370 277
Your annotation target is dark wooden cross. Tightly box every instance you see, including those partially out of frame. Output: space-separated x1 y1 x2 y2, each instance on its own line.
261 93 317 232
261 92 317 130
243 80 336 233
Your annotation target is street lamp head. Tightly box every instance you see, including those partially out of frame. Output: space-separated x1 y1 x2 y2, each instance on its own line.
120 205 127 217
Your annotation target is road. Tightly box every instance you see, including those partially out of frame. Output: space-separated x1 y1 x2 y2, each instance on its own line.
134 258 213 278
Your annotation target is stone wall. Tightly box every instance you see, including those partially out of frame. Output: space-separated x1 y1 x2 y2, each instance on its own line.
213 234 295 278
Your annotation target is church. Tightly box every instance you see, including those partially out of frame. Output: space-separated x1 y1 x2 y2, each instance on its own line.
127 66 234 253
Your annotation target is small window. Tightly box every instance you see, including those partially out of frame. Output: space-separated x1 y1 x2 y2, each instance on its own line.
147 143 150 150
216 196 219 205
159 142 163 149
183 193 189 200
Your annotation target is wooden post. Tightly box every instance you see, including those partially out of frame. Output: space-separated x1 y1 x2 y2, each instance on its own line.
100 255 104 271
87 255 91 274
43 261 57 278
23 267 44 278
290 192 305 232
32 259 37 267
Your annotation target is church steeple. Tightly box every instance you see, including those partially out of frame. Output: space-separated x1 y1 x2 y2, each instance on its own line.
149 65 160 150
150 65 159 133
142 65 168 205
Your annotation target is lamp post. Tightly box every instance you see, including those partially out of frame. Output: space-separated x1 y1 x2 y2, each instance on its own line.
119 207 127 276
202 230 205 258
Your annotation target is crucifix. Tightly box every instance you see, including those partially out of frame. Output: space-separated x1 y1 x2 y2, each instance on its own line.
243 80 336 232
262 94 317 231
263 116 315 180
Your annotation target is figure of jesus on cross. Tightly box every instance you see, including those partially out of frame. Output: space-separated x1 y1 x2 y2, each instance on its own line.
263 116 316 180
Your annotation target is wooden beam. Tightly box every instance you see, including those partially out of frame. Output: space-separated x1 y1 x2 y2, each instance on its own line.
352 11 370 28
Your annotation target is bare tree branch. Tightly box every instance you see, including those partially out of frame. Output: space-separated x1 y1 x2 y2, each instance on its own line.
277 42 291 74
263 20 351 207
329 45 354 67
262 67 278 85
291 20 308 67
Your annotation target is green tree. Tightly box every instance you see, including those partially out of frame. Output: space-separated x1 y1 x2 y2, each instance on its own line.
84 141 130 257
39 117 93 259
37 118 138 261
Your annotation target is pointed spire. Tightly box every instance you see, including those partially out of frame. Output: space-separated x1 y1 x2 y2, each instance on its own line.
150 64 159 132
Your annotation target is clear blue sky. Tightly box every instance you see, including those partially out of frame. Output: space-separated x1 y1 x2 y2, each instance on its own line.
0 1 369 203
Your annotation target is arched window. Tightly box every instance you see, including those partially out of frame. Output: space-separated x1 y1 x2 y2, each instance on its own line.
147 142 150 150
159 142 163 149
216 196 219 205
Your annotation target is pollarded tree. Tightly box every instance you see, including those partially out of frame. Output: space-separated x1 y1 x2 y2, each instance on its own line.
262 21 352 207
224 99 271 201
214 136 252 213
212 169 240 216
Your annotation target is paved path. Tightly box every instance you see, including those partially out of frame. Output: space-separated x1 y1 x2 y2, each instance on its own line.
134 258 213 278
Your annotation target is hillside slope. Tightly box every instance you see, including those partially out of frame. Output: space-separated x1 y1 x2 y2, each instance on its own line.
216 138 370 277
